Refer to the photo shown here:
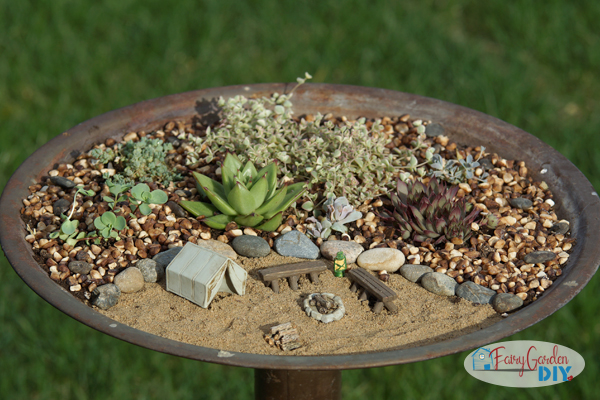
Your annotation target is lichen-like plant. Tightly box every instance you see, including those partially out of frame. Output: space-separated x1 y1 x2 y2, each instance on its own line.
179 153 305 231
89 137 181 186
380 177 497 245
306 196 362 239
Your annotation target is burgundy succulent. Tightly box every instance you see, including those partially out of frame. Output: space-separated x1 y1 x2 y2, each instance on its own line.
381 177 487 245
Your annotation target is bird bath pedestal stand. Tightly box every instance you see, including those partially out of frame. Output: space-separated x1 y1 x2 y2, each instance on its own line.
2 84 599 399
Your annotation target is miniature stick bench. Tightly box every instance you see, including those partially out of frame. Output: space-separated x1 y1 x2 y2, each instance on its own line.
258 261 328 293
347 268 398 314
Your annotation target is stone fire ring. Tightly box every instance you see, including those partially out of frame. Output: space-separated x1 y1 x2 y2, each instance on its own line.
304 293 345 323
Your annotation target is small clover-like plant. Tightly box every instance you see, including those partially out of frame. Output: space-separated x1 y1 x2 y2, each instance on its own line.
129 183 168 215
49 218 80 245
94 211 126 239
104 181 131 210
49 185 95 246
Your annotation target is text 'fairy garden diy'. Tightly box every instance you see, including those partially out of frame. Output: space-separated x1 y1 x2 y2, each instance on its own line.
20 74 575 355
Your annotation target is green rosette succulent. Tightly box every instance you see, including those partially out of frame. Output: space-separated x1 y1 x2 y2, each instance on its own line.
180 153 306 231
381 177 497 245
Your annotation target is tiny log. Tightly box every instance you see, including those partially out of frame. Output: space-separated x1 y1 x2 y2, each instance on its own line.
270 322 292 335
359 290 369 301
280 342 302 351
279 334 300 344
277 328 298 337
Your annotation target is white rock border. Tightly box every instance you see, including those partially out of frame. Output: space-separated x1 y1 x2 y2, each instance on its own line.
303 292 345 323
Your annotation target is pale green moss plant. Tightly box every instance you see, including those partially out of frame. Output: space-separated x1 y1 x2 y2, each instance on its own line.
178 73 404 206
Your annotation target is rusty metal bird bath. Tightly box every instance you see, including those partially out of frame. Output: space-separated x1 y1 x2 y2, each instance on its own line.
1 83 599 399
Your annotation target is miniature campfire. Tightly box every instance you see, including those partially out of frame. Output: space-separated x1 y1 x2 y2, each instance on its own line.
304 293 345 323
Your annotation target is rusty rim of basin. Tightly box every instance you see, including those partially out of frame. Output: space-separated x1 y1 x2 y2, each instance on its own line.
1 83 599 371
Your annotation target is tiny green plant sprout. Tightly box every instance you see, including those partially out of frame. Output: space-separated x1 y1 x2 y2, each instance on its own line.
93 211 126 240
104 180 131 210
179 153 306 231
49 185 95 246
128 183 169 216
380 177 498 245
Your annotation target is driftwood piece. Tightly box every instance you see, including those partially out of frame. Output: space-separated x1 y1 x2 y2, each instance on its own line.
347 268 398 314
258 261 328 293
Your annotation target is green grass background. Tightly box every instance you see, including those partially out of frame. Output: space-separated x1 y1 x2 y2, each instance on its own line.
1 1 599 398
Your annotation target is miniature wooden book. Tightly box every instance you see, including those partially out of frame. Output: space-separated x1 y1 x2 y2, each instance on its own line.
166 242 247 308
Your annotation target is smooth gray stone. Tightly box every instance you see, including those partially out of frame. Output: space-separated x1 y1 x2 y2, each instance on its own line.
166 201 187 218
491 293 524 313
456 281 496 304
153 246 183 269
50 176 76 189
399 264 432 283
420 272 457 296
509 197 533 210
91 284 121 310
232 235 271 258
53 198 71 217
524 251 556 264
425 123 444 137
320 240 364 264
273 230 320 259
68 261 93 275
550 222 569 235
136 258 164 282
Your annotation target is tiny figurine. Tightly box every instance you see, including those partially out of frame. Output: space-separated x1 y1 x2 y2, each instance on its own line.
333 251 347 277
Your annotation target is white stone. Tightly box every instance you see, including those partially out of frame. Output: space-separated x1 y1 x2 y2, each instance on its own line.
356 248 405 272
